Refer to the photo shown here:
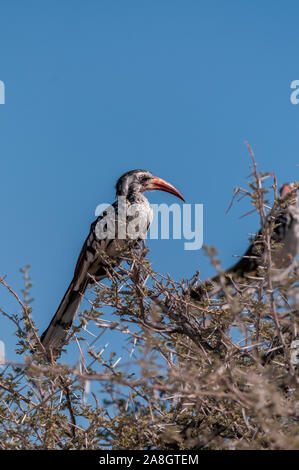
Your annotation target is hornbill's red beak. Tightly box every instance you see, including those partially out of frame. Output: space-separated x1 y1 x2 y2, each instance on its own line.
280 183 298 206
280 184 291 199
145 176 185 202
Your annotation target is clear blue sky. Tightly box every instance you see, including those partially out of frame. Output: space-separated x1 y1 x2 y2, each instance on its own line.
0 1 299 361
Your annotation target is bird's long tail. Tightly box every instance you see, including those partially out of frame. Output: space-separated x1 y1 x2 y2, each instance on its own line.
40 278 88 355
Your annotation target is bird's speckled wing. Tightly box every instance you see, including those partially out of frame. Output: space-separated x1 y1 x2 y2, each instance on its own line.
40 199 153 355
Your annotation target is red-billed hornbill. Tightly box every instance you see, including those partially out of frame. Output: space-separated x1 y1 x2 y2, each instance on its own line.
191 182 299 300
40 169 185 356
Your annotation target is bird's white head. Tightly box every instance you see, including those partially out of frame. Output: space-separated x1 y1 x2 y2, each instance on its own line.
115 169 185 202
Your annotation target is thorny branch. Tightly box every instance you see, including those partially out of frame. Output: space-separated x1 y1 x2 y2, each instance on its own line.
0 151 298 449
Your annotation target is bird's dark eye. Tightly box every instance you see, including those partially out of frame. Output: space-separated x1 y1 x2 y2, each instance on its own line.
140 176 150 184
